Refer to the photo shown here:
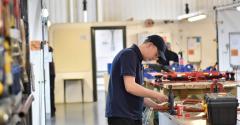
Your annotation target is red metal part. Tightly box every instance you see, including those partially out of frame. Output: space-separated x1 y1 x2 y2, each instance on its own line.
210 79 224 93
163 71 227 82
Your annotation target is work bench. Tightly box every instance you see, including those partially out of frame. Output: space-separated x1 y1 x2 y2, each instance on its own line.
158 111 240 125
144 79 240 125
144 79 238 99
161 81 238 99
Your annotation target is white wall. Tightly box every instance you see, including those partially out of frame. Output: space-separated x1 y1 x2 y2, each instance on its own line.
178 18 217 69
28 0 51 124
218 9 240 71
125 18 217 69
28 0 46 124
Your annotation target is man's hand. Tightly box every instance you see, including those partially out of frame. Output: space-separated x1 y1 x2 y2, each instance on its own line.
153 102 169 112
155 93 168 103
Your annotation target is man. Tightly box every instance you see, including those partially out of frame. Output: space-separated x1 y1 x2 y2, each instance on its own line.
106 35 168 125
49 46 56 117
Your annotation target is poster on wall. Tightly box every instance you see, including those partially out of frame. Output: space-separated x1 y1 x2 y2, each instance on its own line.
187 36 202 63
229 32 240 66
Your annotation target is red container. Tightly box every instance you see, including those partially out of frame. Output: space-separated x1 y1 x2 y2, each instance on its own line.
177 105 183 116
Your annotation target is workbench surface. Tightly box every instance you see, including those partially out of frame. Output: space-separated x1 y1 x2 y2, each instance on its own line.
158 111 240 125
161 81 238 90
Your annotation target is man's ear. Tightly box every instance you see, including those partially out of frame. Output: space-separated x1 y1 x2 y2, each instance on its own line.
147 42 153 48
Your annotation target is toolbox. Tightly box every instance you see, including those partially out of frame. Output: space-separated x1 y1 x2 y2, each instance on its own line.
205 93 238 125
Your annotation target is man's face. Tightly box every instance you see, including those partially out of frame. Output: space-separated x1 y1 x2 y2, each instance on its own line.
143 43 159 61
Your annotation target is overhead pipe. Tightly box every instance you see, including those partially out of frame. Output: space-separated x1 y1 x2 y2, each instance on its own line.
69 0 75 22
83 0 87 22
214 2 240 11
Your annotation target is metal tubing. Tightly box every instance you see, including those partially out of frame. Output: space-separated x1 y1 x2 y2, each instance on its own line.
214 2 240 11
18 94 34 117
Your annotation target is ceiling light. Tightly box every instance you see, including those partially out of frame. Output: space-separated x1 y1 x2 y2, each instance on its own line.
177 11 202 20
177 12 198 20
188 14 207 22
237 6 240 11
47 20 51 27
41 8 49 18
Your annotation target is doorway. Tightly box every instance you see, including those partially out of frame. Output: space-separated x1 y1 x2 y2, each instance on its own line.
91 26 126 101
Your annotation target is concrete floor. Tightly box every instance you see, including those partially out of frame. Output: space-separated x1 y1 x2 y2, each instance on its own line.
47 90 107 125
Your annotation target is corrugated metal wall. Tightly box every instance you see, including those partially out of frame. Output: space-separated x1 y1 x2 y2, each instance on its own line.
102 0 235 21
42 0 236 23
43 0 97 23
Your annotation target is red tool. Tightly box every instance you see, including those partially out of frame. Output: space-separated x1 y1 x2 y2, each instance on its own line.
162 71 228 82
210 79 224 93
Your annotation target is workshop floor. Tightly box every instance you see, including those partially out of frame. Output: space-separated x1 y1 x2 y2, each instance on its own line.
46 90 107 125
47 77 107 125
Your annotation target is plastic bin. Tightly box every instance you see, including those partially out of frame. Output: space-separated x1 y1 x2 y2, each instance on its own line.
107 63 112 74
205 93 238 125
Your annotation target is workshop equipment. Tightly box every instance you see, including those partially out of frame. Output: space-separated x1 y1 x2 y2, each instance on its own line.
225 72 235 81
168 85 176 115
205 93 238 125
210 79 224 93
163 71 230 82
142 107 153 125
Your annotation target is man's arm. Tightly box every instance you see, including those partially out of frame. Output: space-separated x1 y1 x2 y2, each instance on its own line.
123 76 167 102
144 98 169 111
144 98 158 108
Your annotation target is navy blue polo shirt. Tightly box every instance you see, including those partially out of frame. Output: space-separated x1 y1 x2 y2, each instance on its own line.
106 44 144 120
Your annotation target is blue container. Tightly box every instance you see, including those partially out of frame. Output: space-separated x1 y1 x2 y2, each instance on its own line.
184 64 194 72
178 65 185 72
170 63 180 72
107 63 112 74
12 64 22 94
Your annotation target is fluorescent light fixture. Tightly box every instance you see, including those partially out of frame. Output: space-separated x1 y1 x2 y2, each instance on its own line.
237 6 240 11
41 8 49 18
177 11 201 20
83 11 88 22
188 14 207 22
47 20 51 27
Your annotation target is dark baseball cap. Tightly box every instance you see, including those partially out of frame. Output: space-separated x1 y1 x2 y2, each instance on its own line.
147 35 167 61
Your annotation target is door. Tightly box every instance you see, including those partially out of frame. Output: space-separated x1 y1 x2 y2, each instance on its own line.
91 26 126 101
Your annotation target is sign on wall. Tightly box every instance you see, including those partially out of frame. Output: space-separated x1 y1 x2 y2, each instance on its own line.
229 32 240 66
187 36 202 63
